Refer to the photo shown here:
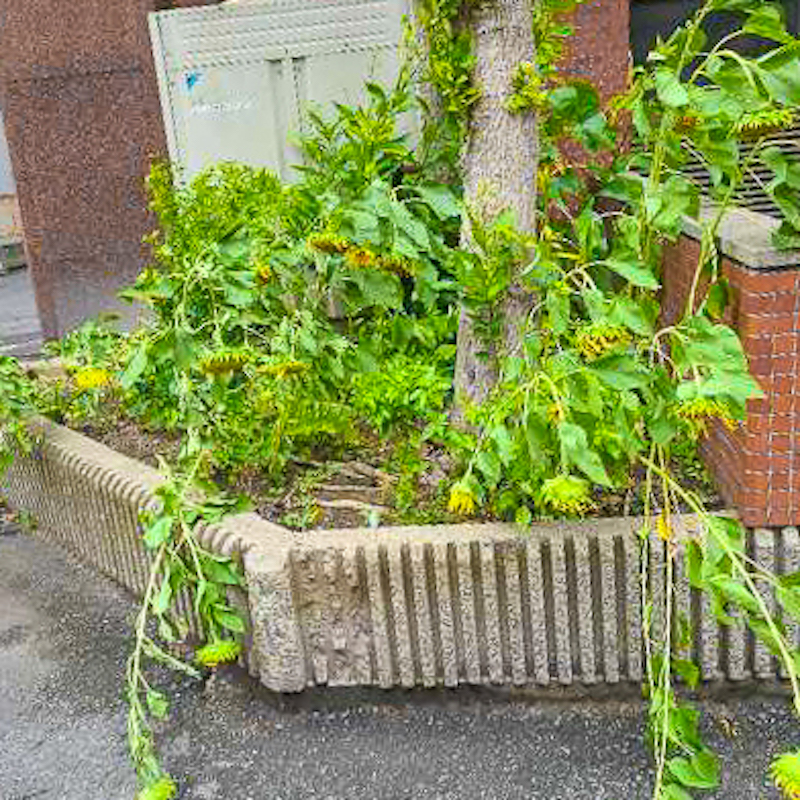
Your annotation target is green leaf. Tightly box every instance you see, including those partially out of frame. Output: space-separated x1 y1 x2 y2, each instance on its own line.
660 784 694 800
777 586 800 622
143 515 174 550
691 750 721 786
413 185 462 220
667 755 718 789
603 257 660 289
654 68 690 107
709 576 761 615
146 689 169 720
154 576 173 616
120 343 148 389
673 658 701 689
476 450 502 486
546 291 571 334
214 609 246 634
203 558 243 586
558 422 611 486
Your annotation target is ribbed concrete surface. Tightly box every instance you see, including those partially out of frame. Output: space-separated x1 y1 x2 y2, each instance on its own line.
4 421 799 693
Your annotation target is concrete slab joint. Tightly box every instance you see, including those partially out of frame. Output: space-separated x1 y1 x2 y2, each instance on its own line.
3 420 798 693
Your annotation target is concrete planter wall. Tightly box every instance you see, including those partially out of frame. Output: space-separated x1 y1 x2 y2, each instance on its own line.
3 420 799 692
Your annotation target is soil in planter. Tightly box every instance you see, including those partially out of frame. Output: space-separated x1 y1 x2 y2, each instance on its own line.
60 410 724 532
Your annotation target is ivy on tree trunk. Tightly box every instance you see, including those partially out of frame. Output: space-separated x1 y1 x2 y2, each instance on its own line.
454 0 538 409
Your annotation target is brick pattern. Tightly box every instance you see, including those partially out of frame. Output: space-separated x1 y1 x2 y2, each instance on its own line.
663 236 800 527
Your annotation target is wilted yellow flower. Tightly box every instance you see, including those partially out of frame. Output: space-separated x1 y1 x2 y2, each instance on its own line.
656 511 673 542
448 482 477 516
376 255 415 277
307 233 351 255
676 397 737 432
539 475 593 516
345 246 377 269
771 751 800 799
194 639 242 667
136 775 177 800
198 350 249 376
575 323 631 360
255 261 273 284
260 360 310 380
74 367 111 391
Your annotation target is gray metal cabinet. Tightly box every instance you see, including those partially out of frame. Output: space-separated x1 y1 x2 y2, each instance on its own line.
148 0 408 180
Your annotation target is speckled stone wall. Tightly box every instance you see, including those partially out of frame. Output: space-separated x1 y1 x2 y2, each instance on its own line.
0 0 219 340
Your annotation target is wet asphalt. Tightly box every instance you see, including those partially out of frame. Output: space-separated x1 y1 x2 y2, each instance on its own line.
0 526 795 800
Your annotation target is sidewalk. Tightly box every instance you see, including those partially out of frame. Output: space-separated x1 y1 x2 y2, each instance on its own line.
0 266 42 357
0 528 791 799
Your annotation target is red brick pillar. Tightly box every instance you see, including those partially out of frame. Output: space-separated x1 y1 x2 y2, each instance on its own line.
663 212 800 527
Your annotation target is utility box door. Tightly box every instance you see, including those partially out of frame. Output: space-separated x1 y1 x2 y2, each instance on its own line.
148 0 407 180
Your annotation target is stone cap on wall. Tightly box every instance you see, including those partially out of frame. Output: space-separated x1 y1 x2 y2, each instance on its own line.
682 203 800 270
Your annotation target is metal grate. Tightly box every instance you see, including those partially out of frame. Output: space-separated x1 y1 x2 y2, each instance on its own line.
683 126 800 218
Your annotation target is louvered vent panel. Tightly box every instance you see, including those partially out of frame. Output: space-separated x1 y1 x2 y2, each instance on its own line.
148 0 408 180
684 126 800 218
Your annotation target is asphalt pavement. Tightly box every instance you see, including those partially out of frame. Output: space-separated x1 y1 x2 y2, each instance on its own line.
0 526 795 800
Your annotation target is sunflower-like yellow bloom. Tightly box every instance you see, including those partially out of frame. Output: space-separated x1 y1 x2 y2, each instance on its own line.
539 475 593 516
575 323 631 360
74 367 112 391
255 261 272 284
194 639 242 668
771 751 800 799
198 350 249 376
448 482 477 516
307 233 350 255
344 246 377 269
136 775 177 800
676 397 737 432
260 360 310 380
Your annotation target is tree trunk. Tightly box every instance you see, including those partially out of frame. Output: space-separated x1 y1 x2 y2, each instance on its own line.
454 0 538 409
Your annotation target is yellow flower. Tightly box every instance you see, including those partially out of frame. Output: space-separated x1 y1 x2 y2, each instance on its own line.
345 246 377 269
198 350 249 376
194 639 242 668
656 511 673 542
136 775 177 800
575 323 631 360
259 360 310 380
376 255 415 277
676 397 737 432
539 475 593 516
448 482 477 516
307 233 350 255
771 751 800 799
74 367 111 391
255 261 272 284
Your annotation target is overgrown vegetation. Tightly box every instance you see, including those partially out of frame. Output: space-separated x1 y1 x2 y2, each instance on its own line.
3 0 800 797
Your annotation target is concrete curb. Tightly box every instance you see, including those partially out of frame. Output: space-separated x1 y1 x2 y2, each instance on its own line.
3 421 798 692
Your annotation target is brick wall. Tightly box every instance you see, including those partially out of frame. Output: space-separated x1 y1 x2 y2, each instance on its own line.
663 235 800 527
